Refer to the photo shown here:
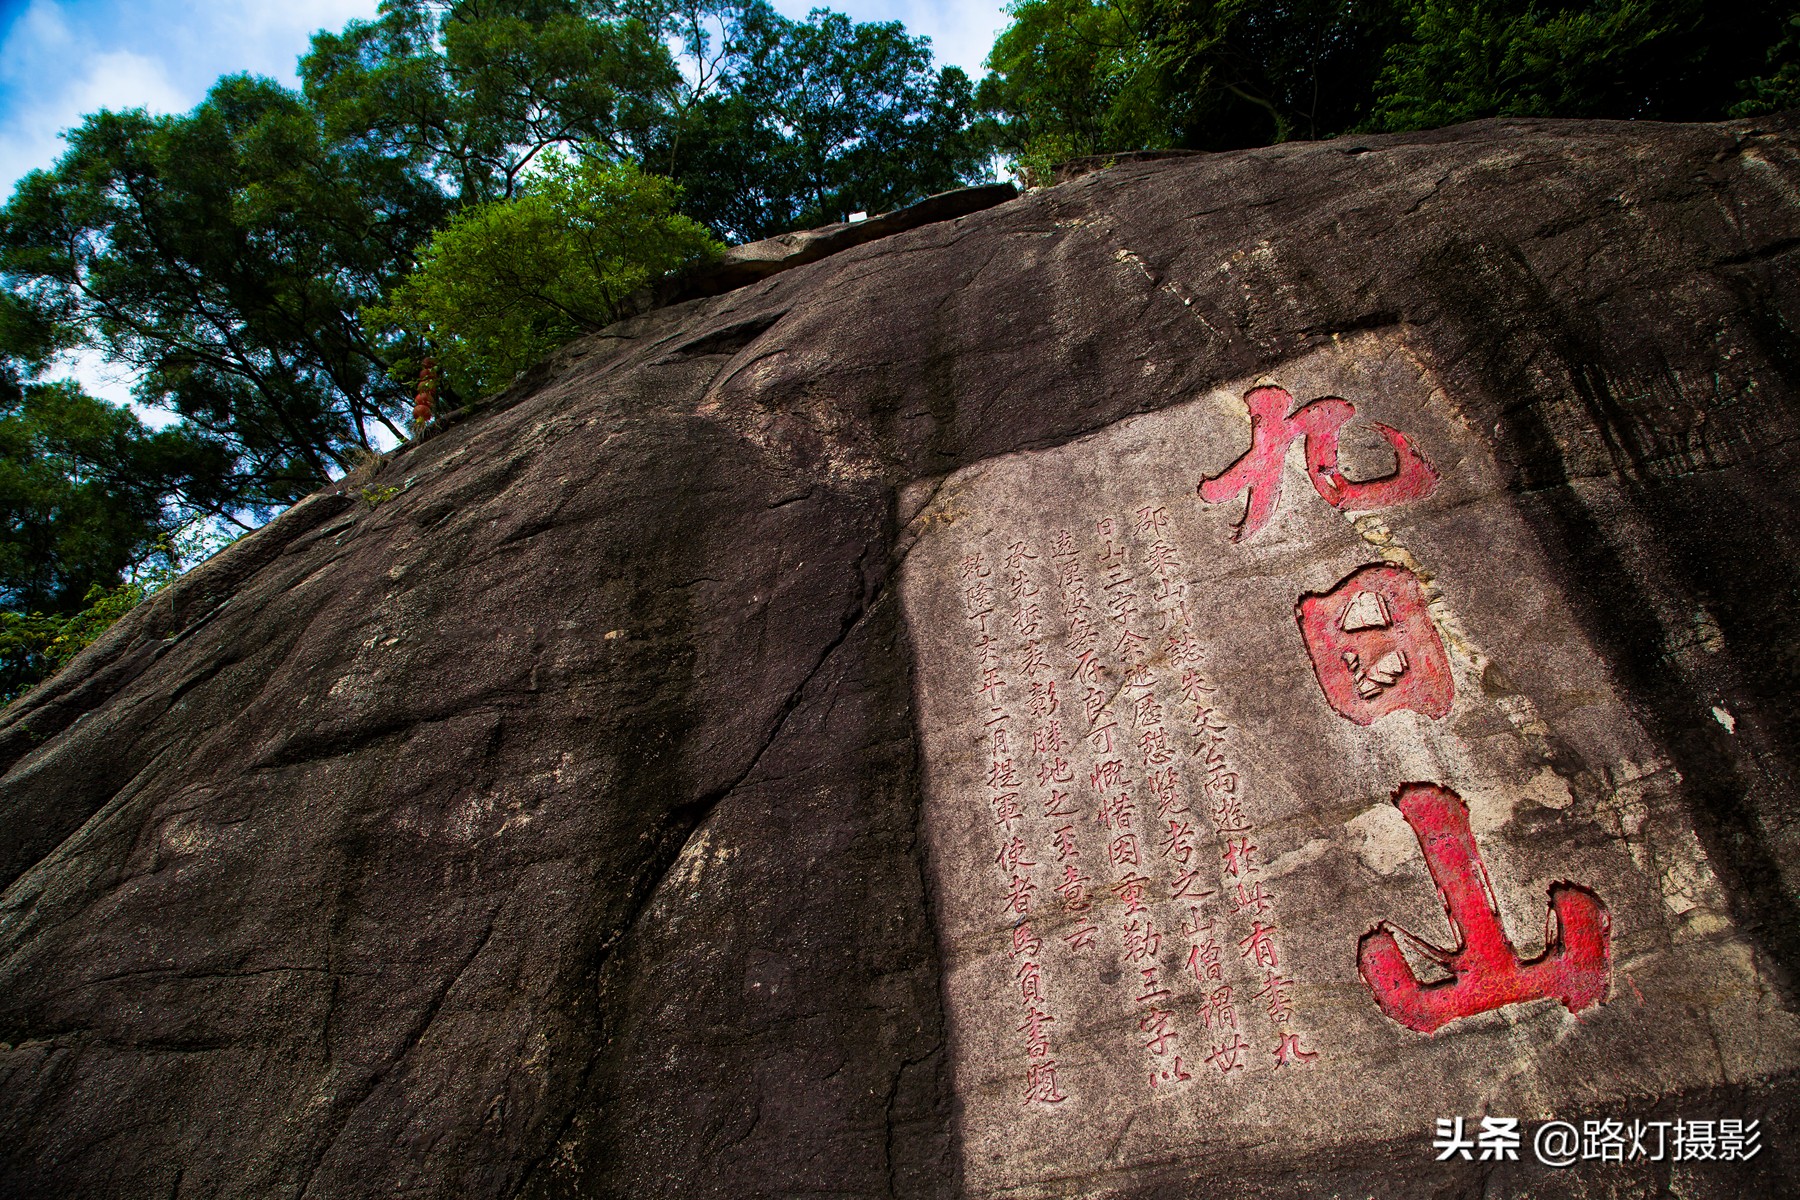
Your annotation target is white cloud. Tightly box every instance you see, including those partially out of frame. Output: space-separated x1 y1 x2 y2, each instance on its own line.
0 0 381 198
768 0 1009 76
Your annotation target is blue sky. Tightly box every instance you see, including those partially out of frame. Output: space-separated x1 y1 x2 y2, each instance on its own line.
0 0 1011 409
0 0 1011 198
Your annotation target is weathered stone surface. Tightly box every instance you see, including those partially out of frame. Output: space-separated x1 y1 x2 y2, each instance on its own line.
4 115 1800 1198
664 182 1020 301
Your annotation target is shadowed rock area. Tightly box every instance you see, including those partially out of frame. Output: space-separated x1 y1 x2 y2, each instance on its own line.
3 114 1800 1197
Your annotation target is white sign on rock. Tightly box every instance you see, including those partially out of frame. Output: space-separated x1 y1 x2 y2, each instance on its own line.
896 334 1797 1195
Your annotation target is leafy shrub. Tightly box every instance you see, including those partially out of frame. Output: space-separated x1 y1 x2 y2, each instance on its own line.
365 156 722 400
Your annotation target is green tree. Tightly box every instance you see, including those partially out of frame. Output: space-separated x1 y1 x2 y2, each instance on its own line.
653 1 991 241
300 0 681 204
1735 10 1800 115
0 76 442 510
979 0 1408 171
981 0 1798 172
0 570 171 705
0 377 227 615
1370 1 1795 130
365 156 720 396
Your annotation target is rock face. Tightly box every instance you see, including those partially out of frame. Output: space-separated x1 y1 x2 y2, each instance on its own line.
4 115 1800 1198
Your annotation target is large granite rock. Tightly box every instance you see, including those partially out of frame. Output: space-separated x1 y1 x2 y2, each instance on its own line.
4 114 1800 1198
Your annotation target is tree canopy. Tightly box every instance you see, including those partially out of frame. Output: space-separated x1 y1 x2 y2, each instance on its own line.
978 0 1800 174
366 156 721 396
652 2 989 241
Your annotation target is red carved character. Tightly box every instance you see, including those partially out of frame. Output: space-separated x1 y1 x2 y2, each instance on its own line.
1295 563 1453 725
1198 385 1440 540
1358 783 1611 1034
1271 1033 1319 1068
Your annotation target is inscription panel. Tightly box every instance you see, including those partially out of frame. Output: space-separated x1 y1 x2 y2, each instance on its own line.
897 336 1798 1195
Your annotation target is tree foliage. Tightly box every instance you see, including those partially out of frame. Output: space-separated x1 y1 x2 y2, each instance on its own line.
0 570 173 706
980 0 1800 171
1738 12 1800 115
979 0 1408 170
0 379 223 613
1372 1 1796 130
366 156 720 396
653 2 989 241
0 76 439 510
300 0 680 204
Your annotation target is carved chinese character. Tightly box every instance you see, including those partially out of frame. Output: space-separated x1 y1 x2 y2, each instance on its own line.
1069 648 1104 684
1146 767 1184 816
1055 864 1093 912
1205 1032 1250 1075
964 579 998 617
1095 789 1135 829
1018 638 1049 676
1170 868 1215 901
1222 836 1259 878
1149 1054 1192 1087
1178 670 1216 704
1271 1033 1318 1068
1139 1007 1179 1055
1018 1005 1056 1056
1131 694 1166 729
1256 970 1296 1024
1188 934 1224 984
1123 918 1163 962
1295 563 1453 724
1358 783 1611 1034
1160 818 1198 865
1111 872 1152 915
1199 983 1237 1031
995 835 1038 873
1004 874 1038 916
991 793 1024 832
1017 959 1046 1004
1198 385 1440 540
1135 506 1171 537
1134 966 1173 1005
1023 1060 1068 1106
1238 921 1280 969
1229 880 1274 916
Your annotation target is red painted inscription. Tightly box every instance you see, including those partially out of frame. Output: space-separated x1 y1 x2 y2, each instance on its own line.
1198 385 1439 540
1358 783 1612 1034
1295 563 1453 725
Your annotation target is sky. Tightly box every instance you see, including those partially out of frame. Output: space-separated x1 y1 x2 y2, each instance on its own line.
0 0 1010 199
0 0 1010 410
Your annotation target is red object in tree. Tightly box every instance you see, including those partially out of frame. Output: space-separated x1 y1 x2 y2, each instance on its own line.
413 355 438 424
1295 563 1454 724
1198 385 1440 540
1358 783 1611 1035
